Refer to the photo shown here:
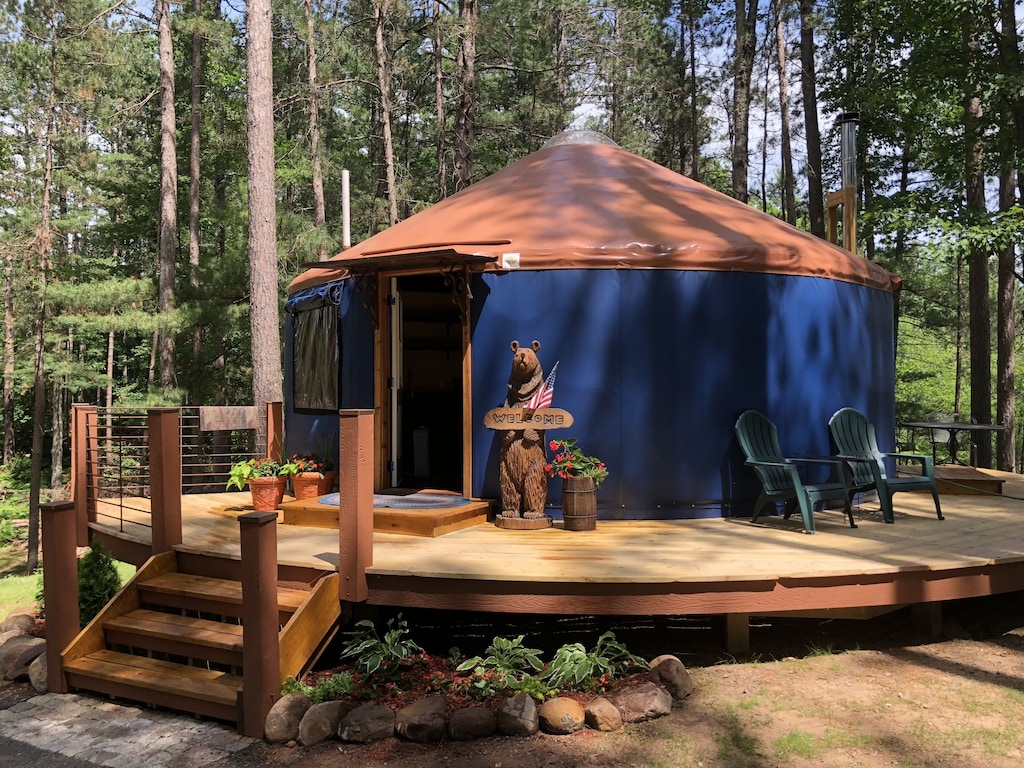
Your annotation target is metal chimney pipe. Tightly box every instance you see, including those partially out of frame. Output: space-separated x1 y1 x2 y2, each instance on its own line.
839 112 860 190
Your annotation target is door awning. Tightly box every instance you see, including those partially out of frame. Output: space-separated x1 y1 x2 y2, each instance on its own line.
301 249 498 279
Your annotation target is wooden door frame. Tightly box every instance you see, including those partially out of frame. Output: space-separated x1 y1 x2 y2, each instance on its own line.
372 267 474 499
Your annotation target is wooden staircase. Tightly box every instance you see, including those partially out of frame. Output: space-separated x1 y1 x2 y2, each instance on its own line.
61 550 340 730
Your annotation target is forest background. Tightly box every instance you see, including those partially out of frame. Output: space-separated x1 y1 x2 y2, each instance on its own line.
1 0 1023 559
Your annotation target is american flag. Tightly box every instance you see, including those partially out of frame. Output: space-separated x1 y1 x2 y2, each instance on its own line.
526 361 558 409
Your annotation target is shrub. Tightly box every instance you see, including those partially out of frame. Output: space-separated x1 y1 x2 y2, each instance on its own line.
77 541 122 627
541 631 645 692
282 671 355 703
456 634 544 689
338 614 423 682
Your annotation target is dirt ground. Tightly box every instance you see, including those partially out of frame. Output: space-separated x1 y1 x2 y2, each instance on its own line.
219 594 1024 768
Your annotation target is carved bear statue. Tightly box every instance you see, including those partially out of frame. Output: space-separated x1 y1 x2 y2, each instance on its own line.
499 340 549 519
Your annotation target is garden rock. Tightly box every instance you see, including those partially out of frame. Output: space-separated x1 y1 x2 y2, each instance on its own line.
1 635 45 680
0 611 35 635
395 695 446 743
0 630 24 648
497 693 539 736
28 652 47 693
584 696 622 732
447 706 496 741
338 703 396 744
264 692 313 743
609 681 672 723
298 700 355 746
649 654 693 700
538 697 585 735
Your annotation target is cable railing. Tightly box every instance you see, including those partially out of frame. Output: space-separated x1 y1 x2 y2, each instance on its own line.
82 406 267 534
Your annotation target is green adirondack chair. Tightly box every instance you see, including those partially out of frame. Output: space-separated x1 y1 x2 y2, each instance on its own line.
734 410 856 534
827 407 943 524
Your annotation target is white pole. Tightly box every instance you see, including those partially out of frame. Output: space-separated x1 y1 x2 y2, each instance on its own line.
342 169 351 249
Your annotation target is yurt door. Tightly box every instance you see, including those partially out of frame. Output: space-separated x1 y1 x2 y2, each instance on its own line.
388 274 464 493
388 278 404 488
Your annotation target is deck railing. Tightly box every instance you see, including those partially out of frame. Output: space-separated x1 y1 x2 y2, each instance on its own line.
70 402 283 546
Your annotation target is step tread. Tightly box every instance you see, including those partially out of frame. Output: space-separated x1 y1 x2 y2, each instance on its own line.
64 649 241 705
138 572 308 611
105 609 243 651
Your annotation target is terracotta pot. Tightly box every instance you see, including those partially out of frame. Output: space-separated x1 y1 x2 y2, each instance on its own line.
292 472 324 501
318 471 337 495
248 475 287 511
562 476 597 531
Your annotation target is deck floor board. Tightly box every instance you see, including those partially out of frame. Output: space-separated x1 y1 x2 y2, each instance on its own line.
90 473 1024 614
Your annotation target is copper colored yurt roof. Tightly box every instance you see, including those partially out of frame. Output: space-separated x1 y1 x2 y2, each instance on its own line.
289 131 898 294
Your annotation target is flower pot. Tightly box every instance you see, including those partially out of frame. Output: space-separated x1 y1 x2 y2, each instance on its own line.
248 476 287 512
562 476 597 531
319 470 337 495
292 472 324 501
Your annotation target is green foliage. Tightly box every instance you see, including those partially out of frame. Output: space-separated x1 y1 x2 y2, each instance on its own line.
455 634 544 689
282 672 355 703
512 674 559 702
541 631 645 692
76 542 122 628
338 615 424 682
0 519 16 546
225 458 299 490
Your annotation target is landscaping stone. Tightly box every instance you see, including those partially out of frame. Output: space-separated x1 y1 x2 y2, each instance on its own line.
395 695 446 743
447 706 496 741
298 700 355 746
338 703 395 744
264 692 313 743
28 652 47 693
538 697 584 735
584 696 622 732
609 681 672 723
1 635 45 681
649 654 694 700
497 693 539 736
0 611 35 635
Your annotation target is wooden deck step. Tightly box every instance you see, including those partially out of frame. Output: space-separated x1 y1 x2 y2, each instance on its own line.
104 609 243 667
64 649 242 722
137 572 308 622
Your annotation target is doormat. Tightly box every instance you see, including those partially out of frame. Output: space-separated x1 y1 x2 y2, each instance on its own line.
318 492 473 509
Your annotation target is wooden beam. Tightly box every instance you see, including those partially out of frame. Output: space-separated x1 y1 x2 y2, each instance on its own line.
726 614 750 657
339 410 374 602
41 500 79 692
149 408 182 554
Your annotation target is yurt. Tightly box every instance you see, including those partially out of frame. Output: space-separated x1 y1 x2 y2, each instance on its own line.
285 131 900 520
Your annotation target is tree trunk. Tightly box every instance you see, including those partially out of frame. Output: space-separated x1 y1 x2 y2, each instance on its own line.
453 0 477 192
373 0 398 226
996 167 1016 471
189 0 204 403
246 0 284 437
157 0 178 391
433 0 447 199
306 0 327 256
731 0 758 202
49 354 63 490
774 0 796 224
688 10 700 182
28 26 60 575
798 0 823 238
2 245 14 463
963 14 991 467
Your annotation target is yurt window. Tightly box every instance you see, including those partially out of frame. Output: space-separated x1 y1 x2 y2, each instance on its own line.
292 302 340 411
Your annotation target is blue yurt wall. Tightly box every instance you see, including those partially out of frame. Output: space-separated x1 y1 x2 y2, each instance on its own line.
469 269 896 519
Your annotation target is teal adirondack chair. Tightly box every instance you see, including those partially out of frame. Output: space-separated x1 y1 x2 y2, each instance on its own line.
827 407 943 524
735 410 856 534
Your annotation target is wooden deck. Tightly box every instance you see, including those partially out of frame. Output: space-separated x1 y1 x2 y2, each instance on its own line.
91 468 1024 625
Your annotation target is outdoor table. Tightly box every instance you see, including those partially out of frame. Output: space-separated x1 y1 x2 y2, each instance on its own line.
901 421 1006 466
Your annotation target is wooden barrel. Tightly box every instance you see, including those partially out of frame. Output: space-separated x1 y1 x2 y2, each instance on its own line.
562 476 597 531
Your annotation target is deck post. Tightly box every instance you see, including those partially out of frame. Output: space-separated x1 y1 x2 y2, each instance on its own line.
148 408 182 554
267 401 283 460
70 404 95 547
41 500 79 694
239 510 281 738
338 409 373 603
726 613 750 657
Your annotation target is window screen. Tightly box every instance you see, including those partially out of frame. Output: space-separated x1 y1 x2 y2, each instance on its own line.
292 303 340 411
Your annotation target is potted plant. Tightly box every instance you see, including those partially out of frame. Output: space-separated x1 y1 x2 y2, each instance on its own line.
545 438 607 531
289 452 337 500
226 457 298 512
